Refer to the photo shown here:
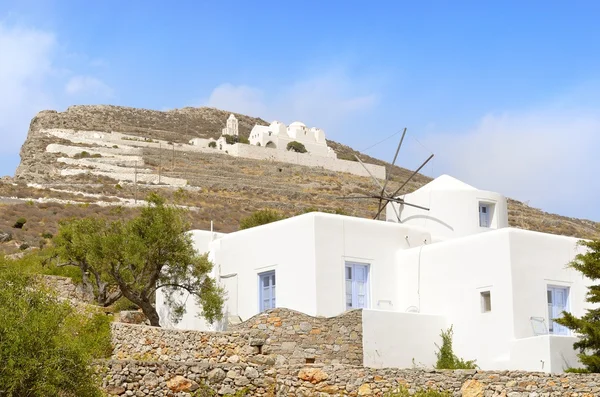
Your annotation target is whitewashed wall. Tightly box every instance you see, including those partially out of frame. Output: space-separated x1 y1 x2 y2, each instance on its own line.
362 310 447 369
227 143 386 179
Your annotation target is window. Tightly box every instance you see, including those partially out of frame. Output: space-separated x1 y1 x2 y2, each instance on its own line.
547 286 569 335
259 271 276 312
479 203 490 227
345 262 369 310
480 291 492 313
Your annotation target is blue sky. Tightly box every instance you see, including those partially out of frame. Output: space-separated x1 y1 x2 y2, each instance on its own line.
1 1 599 220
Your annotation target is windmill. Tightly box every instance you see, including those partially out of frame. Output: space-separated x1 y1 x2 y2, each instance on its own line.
339 128 434 221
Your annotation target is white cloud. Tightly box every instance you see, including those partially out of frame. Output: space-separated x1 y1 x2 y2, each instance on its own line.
204 69 378 136
206 84 267 117
0 23 56 154
65 75 113 97
419 99 600 220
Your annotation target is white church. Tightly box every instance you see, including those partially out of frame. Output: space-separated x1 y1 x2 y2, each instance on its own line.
157 174 592 373
248 120 337 158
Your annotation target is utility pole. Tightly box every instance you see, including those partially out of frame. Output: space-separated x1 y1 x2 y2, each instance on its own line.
134 161 138 204
158 142 162 184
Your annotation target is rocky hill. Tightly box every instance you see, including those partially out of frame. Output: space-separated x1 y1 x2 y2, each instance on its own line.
1 105 598 254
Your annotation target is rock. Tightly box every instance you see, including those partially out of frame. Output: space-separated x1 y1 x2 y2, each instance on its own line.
461 379 485 397
119 310 147 324
219 385 236 395
0 232 12 243
166 375 193 392
227 354 240 363
244 366 259 379
105 385 126 395
298 368 328 384
207 368 227 383
358 383 372 396
141 372 159 388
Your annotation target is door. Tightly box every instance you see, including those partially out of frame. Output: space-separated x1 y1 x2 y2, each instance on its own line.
345 262 370 310
259 271 276 311
547 286 569 335
479 204 489 227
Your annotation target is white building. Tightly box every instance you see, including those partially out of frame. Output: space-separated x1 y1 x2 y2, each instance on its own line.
157 175 592 373
248 121 337 158
222 114 239 136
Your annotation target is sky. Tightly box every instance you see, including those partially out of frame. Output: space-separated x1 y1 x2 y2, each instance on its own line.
0 1 599 221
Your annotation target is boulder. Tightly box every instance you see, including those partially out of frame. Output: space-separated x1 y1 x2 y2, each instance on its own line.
166 375 193 392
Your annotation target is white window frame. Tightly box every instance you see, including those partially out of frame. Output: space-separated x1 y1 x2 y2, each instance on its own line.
258 270 276 312
547 285 570 336
345 261 370 310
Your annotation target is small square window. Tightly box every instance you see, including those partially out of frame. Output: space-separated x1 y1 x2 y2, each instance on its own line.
480 291 492 313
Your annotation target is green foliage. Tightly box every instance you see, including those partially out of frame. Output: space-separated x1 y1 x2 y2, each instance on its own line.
435 326 478 370
19 242 29 250
239 209 285 230
55 193 224 326
386 387 450 397
286 141 308 153
556 240 600 372
111 296 139 312
41 232 54 239
222 135 249 145
192 383 249 396
208 141 217 148
0 268 107 396
13 217 26 228
238 136 249 144
564 367 591 373
112 145 119 148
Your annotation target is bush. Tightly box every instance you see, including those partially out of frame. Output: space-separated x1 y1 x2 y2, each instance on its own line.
19 243 29 251
239 209 285 230
435 326 478 369
238 136 249 144
41 232 54 239
287 141 308 153
208 141 217 148
386 387 451 397
337 153 358 162
74 151 91 159
112 145 119 148
0 269 108 396
13 217 26 229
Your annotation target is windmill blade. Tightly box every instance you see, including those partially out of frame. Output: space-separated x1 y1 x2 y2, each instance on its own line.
373 198 401 220
400 201 430 211
390 154 434 198
380 128 406 197
354 154 385 191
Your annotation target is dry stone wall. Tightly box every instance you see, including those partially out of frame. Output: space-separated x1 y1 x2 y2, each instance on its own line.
99 361 600 396
111 323 261 364
230 308 363 366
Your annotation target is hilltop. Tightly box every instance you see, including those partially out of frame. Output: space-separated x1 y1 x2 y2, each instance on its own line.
0 105 598 254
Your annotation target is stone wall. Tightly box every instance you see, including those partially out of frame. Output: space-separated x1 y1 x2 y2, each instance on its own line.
99 361 600 396
111 322 263 363
230 308 363 366
39 274 94 303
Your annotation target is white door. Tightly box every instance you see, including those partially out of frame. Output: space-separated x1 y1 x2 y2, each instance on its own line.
345 262 370 310
547 286 569 335
259 271 276 311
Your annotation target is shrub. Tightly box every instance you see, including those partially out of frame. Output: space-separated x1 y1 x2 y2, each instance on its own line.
435 326 478 369
224 135 237 145
208 141 217 148
19 243 29 251
238 136 249 144
112 145 119 148
74 151 91 159
115 183 122 190
386 387 451 397
239 209 285 230
13 217 26 229
41 232 53 239
287 141 308 153
337 153 358 162
0 269 108 396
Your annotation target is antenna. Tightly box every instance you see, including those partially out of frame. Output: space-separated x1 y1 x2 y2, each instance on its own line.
338 128 434 222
